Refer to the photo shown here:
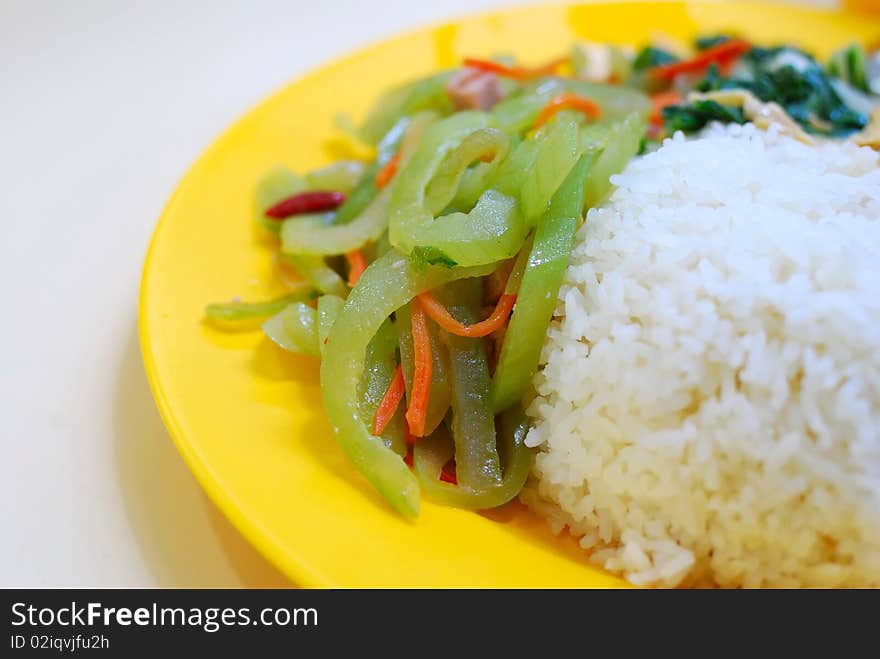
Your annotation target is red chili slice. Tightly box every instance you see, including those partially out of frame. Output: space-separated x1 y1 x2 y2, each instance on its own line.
439 459 457 485
649 39 751 81
265 190 346 219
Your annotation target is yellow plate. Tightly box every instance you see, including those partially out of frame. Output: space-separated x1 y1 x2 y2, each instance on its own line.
140 1 880 587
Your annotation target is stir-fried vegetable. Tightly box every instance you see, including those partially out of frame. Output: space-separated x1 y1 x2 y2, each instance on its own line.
317 294 344 358
262 302 320 357
413 405 533 509
204 285 315 324
665 42 878 138
828 43 869 93
397 300 452 437
358 319 407 456
320 253 497 517
205 33 877 517
491 152 595 413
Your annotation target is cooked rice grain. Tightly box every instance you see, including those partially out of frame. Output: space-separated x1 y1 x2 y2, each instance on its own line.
523 123 880 588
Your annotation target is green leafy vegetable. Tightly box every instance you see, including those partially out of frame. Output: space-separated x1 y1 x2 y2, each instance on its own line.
683 45 873 137
632 46 679 72
695 35 732 51
662 100 747 133
411 246 458 268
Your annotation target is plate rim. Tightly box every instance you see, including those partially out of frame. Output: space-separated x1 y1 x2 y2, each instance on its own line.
138 0 869 588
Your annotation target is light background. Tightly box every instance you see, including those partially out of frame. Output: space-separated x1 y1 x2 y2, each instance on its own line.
0 0 852 586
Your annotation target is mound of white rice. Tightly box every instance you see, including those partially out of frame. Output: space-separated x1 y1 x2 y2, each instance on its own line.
522 123 880 588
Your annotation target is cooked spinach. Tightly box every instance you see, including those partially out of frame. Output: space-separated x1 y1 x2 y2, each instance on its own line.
661 100 747 133
632 46 679 72
695 35 732 51
667 43 872 137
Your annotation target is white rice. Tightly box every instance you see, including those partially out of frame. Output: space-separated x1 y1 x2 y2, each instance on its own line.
522 123 880 588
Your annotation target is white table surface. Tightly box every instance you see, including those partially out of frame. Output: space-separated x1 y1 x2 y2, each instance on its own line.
1 0 834 587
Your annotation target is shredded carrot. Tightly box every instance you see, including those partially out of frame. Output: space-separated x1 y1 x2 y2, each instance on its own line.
462 55 568 81
403 448 414 467
404 415 417 447
533 92 602 129
372 365 405 436
346 250 367 286
649 90 683 126
405 299 432 437
374 153 401 189
649 39 751 80
417 291 517 338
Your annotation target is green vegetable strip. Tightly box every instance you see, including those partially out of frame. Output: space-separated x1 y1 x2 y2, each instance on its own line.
255 166 307 234
490 139 540 198
330 117 410 226
491 79 650 135
504 234 533 295
407 190 526 269
413 405 533 509
358 319 407 457
449 158 502 212
359 72 454 146
390 111 501 259
491 152 595 413
281 188 392 255
204 285 314 323
520 114 580 223
424 128 510 214
829 43 869 93
262 302 320 357
320 250 497 517
490 93 551 136
582 111 646 210
555 80 651 119
281 253 348 298
443 300 503 490
317 295 345 358
304 160 366 194
280 114 434 256
330 163 379 225
397 303 452 437
375 116 413 165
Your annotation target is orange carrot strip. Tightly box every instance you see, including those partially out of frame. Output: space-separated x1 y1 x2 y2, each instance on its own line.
650 39 750 81
404 299 432 437
346 250 367 286
533 92 602 129
649 90 683 126
404 415 417 447
462 57 525 78
417 291 517 338
374 153 401 189
462 55 568 81
372 365 405 436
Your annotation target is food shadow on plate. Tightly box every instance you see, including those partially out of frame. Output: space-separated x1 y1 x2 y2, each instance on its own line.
478 500 616 579
114 326 290 587
250 336 400 519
